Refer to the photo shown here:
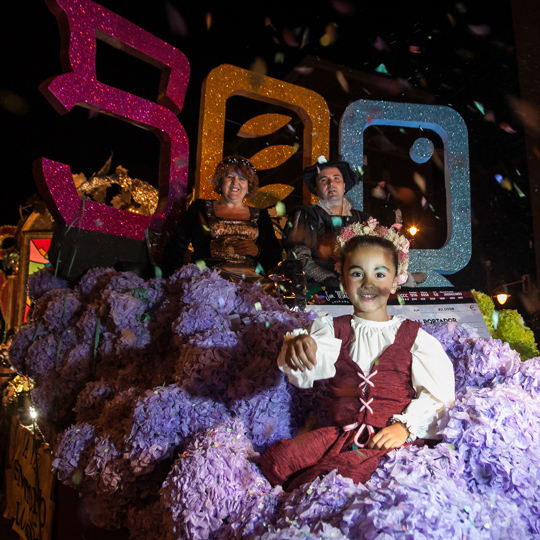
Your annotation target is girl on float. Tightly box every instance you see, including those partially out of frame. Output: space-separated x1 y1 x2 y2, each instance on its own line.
259 218 455 491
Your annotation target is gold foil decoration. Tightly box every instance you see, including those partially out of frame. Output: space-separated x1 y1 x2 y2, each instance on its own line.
75 163 159 216
195 64 330 203
237 113 292 138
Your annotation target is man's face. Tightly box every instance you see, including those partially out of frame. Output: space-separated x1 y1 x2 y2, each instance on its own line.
315 166 346 204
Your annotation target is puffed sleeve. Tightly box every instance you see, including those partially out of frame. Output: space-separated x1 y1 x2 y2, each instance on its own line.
277 315 342 388
256 208 283 273
392 328 455 440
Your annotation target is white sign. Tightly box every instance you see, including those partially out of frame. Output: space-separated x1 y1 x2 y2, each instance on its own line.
308 289 491 339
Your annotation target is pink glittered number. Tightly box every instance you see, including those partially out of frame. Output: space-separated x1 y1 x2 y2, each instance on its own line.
34 0 190 240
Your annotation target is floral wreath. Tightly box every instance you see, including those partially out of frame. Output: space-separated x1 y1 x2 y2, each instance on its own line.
334 217 410 285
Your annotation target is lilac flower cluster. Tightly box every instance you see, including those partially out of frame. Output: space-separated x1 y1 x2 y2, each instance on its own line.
160 420 280 540
9 266 540 538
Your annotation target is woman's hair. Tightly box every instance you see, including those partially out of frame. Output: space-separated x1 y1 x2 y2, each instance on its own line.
340 235 399 276
212 156 259 196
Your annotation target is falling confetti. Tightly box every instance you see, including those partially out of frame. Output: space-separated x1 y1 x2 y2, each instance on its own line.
205 12 212 30
282 28 299 47
468 24 491 36
413 172 427 193
165 1 189 36
294 66 313 75
501 178 513 191
474 101 485 115
375 63 389 74
514 183 526 198
250 56 268 75
499 122 516 133
335 70 349 92
331 0 356 15
373 36 389 51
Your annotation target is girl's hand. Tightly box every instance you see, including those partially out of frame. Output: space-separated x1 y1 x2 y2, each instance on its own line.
367 423 409 450
284 335 317 372
234 239 259 257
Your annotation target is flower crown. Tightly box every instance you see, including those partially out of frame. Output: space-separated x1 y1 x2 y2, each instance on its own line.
334 217 410 285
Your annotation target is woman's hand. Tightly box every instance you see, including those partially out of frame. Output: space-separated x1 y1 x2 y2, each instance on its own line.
284 335 317 372
367 423 409 450
234 239 259 257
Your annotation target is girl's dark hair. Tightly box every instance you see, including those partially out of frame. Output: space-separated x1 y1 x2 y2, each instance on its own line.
212 156 259 196
340 235 399 275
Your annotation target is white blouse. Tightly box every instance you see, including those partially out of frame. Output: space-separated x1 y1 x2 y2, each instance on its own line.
278 315 455 440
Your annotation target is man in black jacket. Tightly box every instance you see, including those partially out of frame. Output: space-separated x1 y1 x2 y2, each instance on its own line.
282 159 371 288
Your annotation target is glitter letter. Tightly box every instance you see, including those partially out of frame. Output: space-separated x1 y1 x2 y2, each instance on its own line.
340 99 471 286
196 64 330 203
35 0 190 240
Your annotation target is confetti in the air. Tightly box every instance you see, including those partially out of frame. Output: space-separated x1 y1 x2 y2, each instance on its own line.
499 122 516 134
336 71 349 93
373 36 389 51
275 201 286 216
282 28 299 47
474 101 485 115
332 0 356 15
375 63 389 74
250 56 268 75
165 1 189 36
514 183 526 198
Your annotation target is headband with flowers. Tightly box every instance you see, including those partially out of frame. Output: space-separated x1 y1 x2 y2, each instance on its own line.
334 217 410 285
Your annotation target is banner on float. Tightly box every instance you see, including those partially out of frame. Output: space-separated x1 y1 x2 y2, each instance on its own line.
4 419 55 540
308 288 491 339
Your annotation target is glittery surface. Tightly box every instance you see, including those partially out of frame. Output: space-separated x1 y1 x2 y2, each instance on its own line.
340 99 471 286
237 113 293 138
76 166 158 215
410 137 435 164
195 64 330 201
245 183 294 208
250 144 298 171
37 0 190 240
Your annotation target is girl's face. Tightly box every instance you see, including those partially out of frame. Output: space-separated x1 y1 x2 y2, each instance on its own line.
342 245 398 321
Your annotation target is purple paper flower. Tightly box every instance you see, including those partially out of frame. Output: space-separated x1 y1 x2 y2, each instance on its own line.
53 422 96 484
31 289 82 331
230 372 295 452
73 379 117 423
74 267 118 299
125 384 230 475
441 385 540 532
507 356 540 398
275 469 365 529
160 419 276 540
27 267 69 303
8 322 47 374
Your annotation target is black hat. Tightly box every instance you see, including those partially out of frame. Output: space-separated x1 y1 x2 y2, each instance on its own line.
303 159 359 196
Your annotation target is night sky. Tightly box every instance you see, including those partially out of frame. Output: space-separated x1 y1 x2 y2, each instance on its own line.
0 0 536 306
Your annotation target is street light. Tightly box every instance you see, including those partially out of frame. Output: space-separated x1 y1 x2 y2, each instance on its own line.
492 274 531 305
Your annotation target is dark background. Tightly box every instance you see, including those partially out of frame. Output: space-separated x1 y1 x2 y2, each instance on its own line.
0 0 537 307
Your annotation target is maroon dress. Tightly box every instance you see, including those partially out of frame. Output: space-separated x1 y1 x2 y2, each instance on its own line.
259 315 421 491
